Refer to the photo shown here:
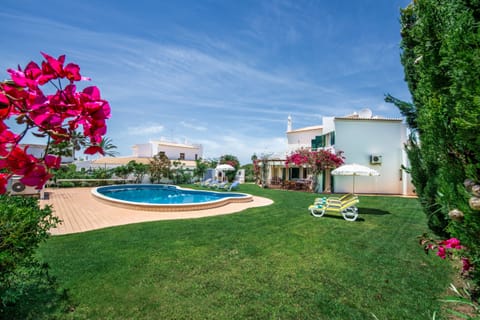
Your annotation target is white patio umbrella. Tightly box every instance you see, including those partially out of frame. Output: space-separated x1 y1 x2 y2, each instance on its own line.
215 164 235 182
216 164 235 171
331 163 379 194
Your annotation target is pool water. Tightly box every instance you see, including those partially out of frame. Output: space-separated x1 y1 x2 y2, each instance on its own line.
91 184 253 212
93 184 250 207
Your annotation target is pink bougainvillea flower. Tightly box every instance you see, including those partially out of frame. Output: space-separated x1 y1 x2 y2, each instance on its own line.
20 163 51 189
436 246 447 259
7 68 28 88
0 52 110 193
44 154 61 169
0 173 8 194
461 258 472 273
0 121 17 139
0 91 10 107
41 52 66 76
64 63 90 82
0 106 10 120
24 61 43 81
84 145 104 155
0 146 37 176
442 238 462 250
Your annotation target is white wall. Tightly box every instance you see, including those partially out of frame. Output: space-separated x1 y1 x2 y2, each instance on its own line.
333 119 410 194
132 141 202 161
286 128 323 153
132 143 152 157
154 143 201 161
322 117 335 133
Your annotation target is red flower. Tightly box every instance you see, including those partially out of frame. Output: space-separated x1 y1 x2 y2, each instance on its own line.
442 238 462 249
436 246 447 259
45 154 61 169
40 52 66 80
0 174 8 194
461 258 472 273
20 164 51 189
84 145 104 155
0 146 37 176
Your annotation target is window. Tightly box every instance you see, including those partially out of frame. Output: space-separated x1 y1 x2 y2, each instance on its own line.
179 153 185 160
311 135 326 150
290 168 300 179
330 131 335 145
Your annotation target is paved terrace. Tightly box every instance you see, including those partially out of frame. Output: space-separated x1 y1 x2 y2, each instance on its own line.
40 188 273 236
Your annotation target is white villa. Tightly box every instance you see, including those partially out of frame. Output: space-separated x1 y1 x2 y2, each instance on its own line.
264 109 415 195
86 140 203 171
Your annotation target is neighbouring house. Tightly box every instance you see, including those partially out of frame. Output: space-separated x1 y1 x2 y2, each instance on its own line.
85 139 202 170
76 139 203 183
263 109 415 195
18 143 74 163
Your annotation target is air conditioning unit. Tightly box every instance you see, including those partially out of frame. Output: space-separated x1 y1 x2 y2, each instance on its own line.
8 176 41 196
370 154 382 165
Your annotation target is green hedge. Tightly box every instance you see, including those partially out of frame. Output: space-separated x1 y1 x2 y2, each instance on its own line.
0 195 70 318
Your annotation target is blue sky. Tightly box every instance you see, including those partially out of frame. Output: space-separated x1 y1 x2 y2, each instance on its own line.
1 0 412 164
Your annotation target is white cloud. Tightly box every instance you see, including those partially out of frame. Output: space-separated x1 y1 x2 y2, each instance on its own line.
180 121 207 131
127 124 164 136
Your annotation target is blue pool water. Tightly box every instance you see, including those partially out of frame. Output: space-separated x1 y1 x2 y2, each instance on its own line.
94 184 248 205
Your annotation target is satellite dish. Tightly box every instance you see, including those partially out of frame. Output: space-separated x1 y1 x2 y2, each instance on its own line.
358 108 373 119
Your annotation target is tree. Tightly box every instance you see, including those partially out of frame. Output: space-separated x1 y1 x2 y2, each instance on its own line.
254 153 271 188
252 154 261 184
48 131 88 160
97 137 119 157
113 164 133 180
241 163 255 182
128 160 149 183
149 153 171 183
388 0 480 287
285 148 344 192
171 160 189 184
193 158 209 181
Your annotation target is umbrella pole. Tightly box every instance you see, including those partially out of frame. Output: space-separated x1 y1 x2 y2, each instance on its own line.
353 174 356 194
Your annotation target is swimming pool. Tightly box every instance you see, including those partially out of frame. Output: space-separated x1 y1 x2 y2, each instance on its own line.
91 184 253 211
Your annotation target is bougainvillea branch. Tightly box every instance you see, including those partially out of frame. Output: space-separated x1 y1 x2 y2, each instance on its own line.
285 147 345 174
285 147 344 192
0 52 110 193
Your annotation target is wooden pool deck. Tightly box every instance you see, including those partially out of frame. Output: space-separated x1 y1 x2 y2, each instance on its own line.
40 187 273 236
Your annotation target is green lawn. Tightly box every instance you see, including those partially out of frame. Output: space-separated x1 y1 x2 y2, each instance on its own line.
38 185 454 319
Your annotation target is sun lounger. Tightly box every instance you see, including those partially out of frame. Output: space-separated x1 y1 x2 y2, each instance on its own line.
309 194 359 221
205 180 220 188
227 181 240 191
211 181 228 189
314 193 355 204
199 178 212 187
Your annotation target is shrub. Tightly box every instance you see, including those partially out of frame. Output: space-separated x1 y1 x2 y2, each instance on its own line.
0 195 61 315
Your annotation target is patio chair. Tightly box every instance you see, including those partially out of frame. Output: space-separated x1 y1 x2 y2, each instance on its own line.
309 194 359 221
227 181 240 191
219 182 231 190
214 181 228 189
204 179 218 188
200 178 212 187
